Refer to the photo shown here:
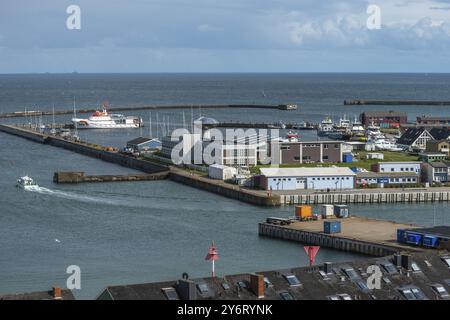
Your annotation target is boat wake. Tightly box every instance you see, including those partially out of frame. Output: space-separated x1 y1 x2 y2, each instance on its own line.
26 186 120 205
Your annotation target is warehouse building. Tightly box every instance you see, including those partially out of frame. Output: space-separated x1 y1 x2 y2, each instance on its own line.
259 167 355 191
361 111 407 127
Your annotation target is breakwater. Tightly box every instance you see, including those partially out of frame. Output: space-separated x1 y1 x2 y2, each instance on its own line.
0 104 289 119
53 171 169 184
169 167 280 206
0 125 168 174
344 99 450 106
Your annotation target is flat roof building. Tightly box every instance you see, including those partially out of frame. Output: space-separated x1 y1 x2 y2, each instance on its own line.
259 167 355 191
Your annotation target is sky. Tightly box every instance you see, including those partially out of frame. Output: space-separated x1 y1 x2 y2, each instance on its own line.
0 0 450 73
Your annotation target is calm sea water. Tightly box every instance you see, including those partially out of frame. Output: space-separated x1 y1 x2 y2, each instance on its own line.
0 73 450 299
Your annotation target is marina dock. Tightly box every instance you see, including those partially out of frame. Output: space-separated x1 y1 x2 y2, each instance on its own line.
0 104 292 119
279 189 450 204
53 171 169 184
259 216 420 256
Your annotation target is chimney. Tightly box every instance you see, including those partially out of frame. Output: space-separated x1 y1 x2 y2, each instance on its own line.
393 253 402 267
250 274 264 299
52 287 62 300
323 262 332 274
401 254 412 271
176 279 197 300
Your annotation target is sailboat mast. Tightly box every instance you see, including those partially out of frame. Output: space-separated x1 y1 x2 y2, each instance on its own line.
149 112 152 138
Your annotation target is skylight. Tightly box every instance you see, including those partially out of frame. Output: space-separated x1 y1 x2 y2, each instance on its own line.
339 294 352 300
197 283 209 294
432 284 449 298
442 257 450 268
161 287 179 300
381 262 398 274
400 289 416 300
285 274 301 287
280 291 294 300
221 283 230 290
411 288 426 300
411 262 421 272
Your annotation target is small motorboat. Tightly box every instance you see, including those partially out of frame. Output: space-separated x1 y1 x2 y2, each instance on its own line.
16 176 39 190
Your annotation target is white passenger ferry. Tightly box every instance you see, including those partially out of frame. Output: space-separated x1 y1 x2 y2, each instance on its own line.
72 102 142 129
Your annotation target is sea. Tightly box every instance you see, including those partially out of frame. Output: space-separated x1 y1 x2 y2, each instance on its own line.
0 73 450 299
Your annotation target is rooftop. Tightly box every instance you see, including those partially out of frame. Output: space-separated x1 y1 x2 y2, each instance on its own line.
260 167 356 177
0 288 75 300
97 250 450 300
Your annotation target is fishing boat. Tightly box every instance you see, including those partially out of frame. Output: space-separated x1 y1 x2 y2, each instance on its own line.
72 102 142 129
16 176 39 190
317 117 334 136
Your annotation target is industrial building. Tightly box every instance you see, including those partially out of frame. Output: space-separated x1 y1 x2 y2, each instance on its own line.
259 167 355 191
371 162 422 175
95 251 450 300
360 111 407 127
274 140 344 164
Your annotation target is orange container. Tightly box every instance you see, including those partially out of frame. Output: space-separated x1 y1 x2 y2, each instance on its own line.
295 205 312 218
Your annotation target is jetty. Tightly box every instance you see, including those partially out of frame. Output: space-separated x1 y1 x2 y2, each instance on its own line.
259 216 420 256
53 171 169 184
344 100 450 106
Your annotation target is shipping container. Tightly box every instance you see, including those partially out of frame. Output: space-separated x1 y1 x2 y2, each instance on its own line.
295 205 312 218
406 232 422 246
334 205 349 218
321 205 334 218
422 235 439 248
324 221 341 234
397 229 406 243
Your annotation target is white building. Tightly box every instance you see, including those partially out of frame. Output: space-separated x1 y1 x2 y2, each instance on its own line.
372 162 422 175
208 164 238 180
259 167 356 191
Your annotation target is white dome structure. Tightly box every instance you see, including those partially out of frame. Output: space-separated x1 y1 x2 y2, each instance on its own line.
194 116 219 126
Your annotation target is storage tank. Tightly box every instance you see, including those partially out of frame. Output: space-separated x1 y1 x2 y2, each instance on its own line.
324 221 341 234
321 205 334 218
295 205 312 219
334 205 349 218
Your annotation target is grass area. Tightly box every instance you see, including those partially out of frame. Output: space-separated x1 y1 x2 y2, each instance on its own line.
251 151 420 174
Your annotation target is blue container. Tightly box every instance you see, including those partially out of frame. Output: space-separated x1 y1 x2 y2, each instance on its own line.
397 229 406 243
343 153 353 163
406 232 422 246
334 205 349 218
324 221 341 234
422 235 439 248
